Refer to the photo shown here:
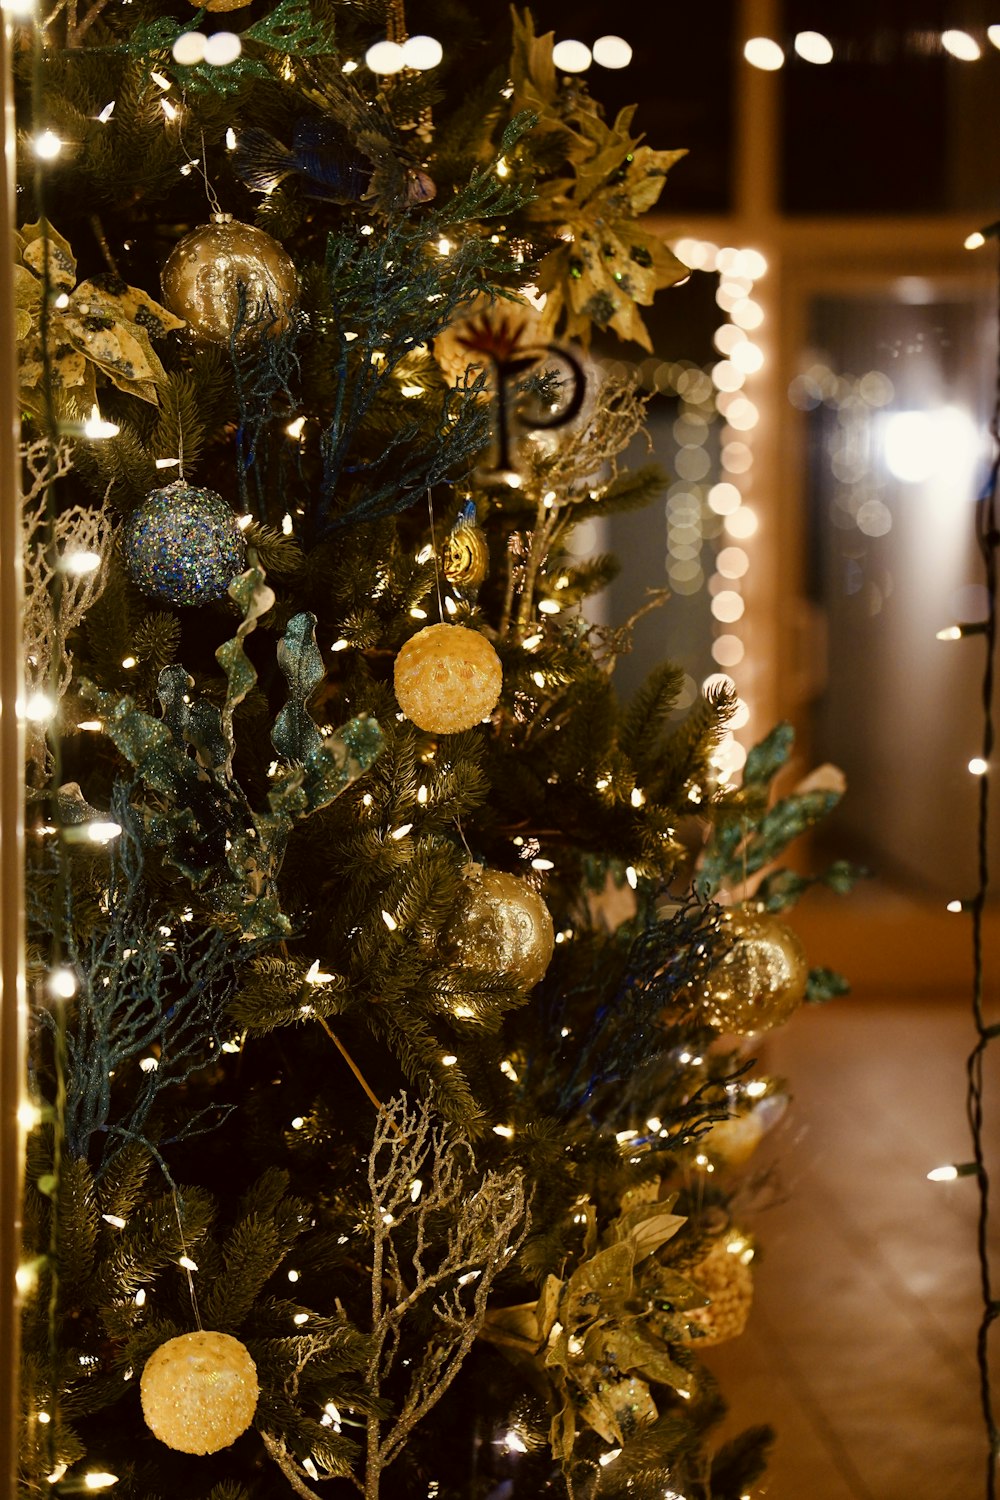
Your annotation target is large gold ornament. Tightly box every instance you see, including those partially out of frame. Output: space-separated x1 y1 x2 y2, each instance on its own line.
393 622 502 733
162 216 297 345
681 1235 754 1348
701 907 808 1036
448 867 554 990
140 1330 259 1453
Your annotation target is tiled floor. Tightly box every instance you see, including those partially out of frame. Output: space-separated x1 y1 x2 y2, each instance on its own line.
704 995 999 1500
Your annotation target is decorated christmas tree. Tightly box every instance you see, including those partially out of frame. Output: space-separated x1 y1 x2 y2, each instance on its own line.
14 4 857 1497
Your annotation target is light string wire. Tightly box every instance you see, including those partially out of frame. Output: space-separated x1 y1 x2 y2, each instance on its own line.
969 234 1000 1500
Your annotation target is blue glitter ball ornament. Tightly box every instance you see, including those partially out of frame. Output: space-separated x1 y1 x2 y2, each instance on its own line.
123 480 246 607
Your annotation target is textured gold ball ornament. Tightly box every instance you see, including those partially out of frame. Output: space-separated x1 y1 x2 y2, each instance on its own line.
446 870 554 996
682 1236 754 1347
140 1331 259 1454
448 868 555 989
162 216 297 345
701 907 808 1036
394 623 502 734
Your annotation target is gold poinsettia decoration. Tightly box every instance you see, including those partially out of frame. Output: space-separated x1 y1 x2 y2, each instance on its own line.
14 221 185 420
508 9 689 351
482 1189 708 1466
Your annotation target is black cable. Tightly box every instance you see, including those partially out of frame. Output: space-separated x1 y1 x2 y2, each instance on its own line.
967 233 1000 1500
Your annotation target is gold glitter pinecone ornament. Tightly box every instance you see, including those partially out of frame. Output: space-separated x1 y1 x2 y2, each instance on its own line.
393 622 502 733
141 1330 259 1453
447 867 554 990
701 907 808 1036
682 1236 754 1347
162 216 297 345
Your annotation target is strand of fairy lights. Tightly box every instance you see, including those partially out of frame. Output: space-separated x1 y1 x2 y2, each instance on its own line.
929 218 1000 1500
665 237 767 786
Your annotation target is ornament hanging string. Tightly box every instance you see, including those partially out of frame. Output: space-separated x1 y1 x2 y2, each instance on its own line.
100 1125 203 1331
426 488 444 620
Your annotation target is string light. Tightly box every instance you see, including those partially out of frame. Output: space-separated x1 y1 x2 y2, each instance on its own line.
365 39 405 73
552 39 592 72
743 37 784 70
47 968 77 1000
400 34 443 69
33 129 63 159
83 1474 119 1490
969 758 988 776
794 30 833 64
928 1163 978 1181
592 35 632 68
941 29 981 61
203 31 241 66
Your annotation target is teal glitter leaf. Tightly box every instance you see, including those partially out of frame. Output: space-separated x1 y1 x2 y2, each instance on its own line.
805 967 851 1004
217 566 276 773
83 592 382 940
272 612 325 766
742 722 795 787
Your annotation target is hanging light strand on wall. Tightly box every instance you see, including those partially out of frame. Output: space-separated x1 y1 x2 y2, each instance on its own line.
968 231 1000 1500
939 219 1000 1500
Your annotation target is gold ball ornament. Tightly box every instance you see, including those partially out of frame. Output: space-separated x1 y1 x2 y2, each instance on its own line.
162 216 297 345
140 1330 259 1454
701 908 808 1036
394 623 502 734
682 1236 754 1348
448 868 555 990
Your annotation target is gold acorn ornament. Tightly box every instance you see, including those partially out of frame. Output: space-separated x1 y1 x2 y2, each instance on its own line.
700 907 808 1036
393 622 502 734
442 500 489 592
161 215 297 345
446 866 555 990
140 1330 259 1453
681 1232 755 1348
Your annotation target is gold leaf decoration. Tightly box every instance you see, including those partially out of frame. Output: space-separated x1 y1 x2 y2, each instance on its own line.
15 221 186 419
507 11 689 351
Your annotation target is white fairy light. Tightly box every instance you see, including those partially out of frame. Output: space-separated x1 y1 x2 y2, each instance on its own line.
204 31 241 66
366 39 405 74
592 35 632 68
48 968 77 1000
743 36 784 70
171 31 207 66
401 34 443 69
941 29 980 61
34 129 64 158
794 30 833 64
83 406 120 440
552 39 592 72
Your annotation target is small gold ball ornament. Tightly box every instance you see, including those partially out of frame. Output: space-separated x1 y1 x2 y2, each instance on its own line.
140 1330 259 1454
394 622 502 734
701 907 807 1036
448 867 555 990
682 1235 754 1347
162 216 297 345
